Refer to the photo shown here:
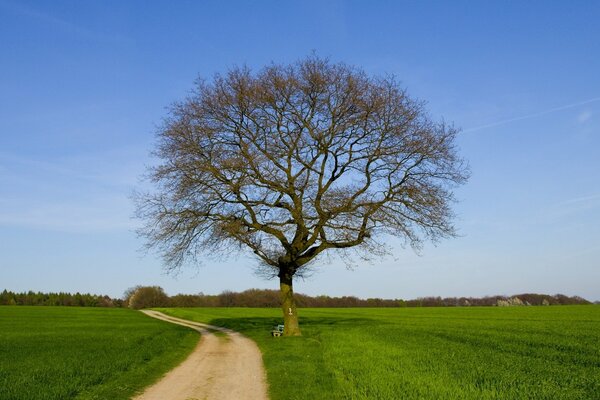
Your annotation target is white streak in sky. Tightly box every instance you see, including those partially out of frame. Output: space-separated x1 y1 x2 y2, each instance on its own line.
0 0 130 44
463 96 600 133
560 193 600 206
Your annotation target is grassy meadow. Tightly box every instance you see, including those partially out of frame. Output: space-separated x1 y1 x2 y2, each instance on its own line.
158 306 600 400
0 306 198 400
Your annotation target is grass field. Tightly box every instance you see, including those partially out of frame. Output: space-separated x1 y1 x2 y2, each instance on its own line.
158 306 600 400
0 306 198 400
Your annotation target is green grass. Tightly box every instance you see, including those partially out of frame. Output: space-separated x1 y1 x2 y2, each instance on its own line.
0 306 198 400
158 306 600 400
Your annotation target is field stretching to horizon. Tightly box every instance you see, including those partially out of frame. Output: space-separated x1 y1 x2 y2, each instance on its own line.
2 305 599 400
158 306 600 400
0 306 198 400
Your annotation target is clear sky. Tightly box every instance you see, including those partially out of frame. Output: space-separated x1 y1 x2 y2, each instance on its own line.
1 1 599 301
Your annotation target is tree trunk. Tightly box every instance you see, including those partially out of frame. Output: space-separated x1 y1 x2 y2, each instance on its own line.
279 272 301 336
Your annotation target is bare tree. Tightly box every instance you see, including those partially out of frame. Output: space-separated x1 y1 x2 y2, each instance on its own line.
136 56 469 336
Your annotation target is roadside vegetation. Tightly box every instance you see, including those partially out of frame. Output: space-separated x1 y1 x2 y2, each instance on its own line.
158 305 600 400
0 306 198 400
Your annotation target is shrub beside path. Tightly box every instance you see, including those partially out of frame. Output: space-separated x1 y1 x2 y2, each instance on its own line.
134 310 269 400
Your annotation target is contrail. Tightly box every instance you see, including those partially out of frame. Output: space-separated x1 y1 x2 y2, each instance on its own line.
463 96 600 133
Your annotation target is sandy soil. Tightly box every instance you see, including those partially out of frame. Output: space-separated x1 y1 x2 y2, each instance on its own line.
133 310 268 400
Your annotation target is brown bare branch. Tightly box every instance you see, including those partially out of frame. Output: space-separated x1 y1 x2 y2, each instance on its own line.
136 55 469 280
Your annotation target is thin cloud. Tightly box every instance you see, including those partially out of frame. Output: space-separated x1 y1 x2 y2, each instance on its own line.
0 196 137 233
463 96 600 133
0 0 130 44
0 147 147 232
539 193 600 222
559 193 600 206
577 110 592 124
0 147 145 189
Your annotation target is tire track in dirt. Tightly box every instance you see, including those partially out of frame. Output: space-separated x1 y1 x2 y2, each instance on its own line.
134 310 268 400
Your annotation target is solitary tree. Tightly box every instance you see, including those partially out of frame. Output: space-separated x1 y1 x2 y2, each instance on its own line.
125 286 169 309
136 56 468 336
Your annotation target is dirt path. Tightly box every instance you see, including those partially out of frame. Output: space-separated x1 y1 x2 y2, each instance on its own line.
134 310 268 400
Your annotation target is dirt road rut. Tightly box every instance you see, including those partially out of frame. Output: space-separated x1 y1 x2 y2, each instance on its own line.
134 310 268 400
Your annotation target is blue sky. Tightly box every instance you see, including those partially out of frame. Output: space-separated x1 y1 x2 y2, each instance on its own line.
1 0 599 300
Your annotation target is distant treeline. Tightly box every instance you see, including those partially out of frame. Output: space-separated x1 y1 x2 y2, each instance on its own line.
400 293 592 307
2 288 592 308
0 290 122 307
167 290 592 308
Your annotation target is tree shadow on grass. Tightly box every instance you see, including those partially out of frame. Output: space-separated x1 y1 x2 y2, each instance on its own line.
206 316 378 336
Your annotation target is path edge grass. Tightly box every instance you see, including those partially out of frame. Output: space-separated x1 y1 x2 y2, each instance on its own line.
76 310 200 400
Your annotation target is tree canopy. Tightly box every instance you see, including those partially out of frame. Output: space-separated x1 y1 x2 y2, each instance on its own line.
136 56 469 335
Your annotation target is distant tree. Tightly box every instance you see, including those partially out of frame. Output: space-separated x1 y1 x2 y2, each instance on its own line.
123 286 142 308
127 286 169 310
136 56 469 335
